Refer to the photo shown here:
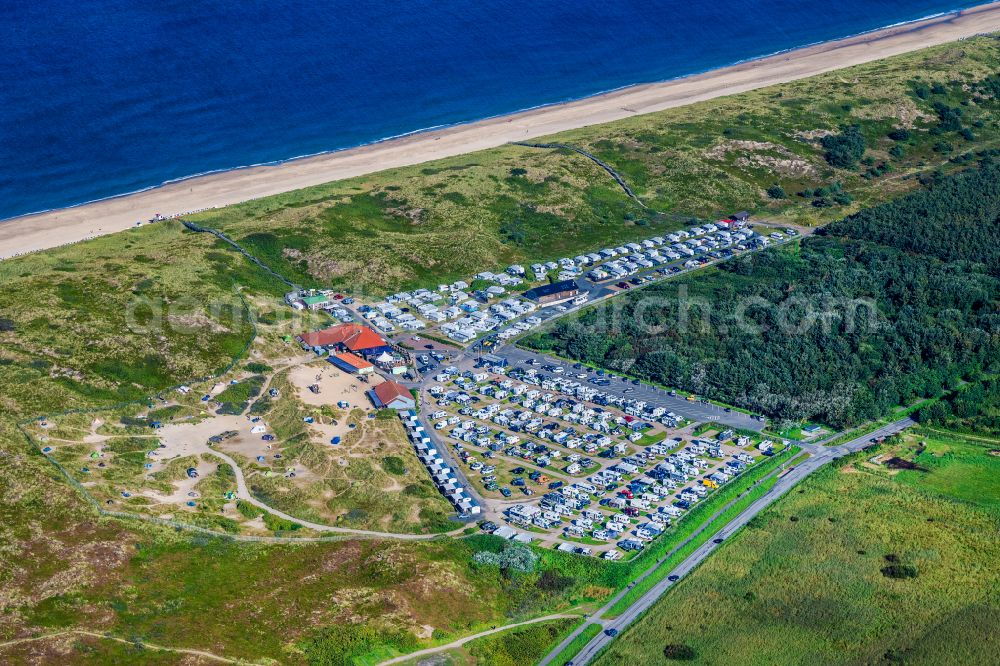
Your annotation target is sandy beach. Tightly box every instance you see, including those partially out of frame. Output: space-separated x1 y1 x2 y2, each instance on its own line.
3 2 1000 261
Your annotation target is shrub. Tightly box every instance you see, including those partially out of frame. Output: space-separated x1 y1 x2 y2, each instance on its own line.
881 564 919 579
767 185 786 199
381 456 406 475
473 544 539 573
300 624 417 666
664 644 697 660
244 362 272 373
821 124 867 169
236 500 263 519
262 512 302 533
888 128 911 141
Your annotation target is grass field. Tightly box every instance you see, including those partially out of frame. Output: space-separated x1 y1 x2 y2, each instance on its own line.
593 428 1000 665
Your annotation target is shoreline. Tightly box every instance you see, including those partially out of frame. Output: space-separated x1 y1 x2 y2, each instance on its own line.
3 2 1000 261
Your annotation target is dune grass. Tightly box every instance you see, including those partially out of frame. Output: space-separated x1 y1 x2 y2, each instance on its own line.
183 36 1000 294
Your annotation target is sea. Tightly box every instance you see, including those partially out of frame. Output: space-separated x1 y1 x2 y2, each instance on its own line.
0 0 983 221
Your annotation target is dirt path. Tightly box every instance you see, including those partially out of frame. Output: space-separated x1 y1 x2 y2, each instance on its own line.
0 629 251 664
376 613 581 665
207 446 467 540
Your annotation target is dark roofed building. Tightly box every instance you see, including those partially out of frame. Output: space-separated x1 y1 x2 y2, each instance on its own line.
523 279 579 306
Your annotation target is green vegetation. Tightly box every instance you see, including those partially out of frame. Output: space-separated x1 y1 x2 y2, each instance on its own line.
892 430 1000 511
821 124 867 168
214 374 266 414
299 623 418 666
917 376 1000 437
243 400 455 534
549 622 603 666
527 161 1000 428
593 428 1000 665
465 618 578 666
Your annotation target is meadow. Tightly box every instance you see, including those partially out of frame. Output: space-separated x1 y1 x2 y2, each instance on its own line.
593 428 1000 665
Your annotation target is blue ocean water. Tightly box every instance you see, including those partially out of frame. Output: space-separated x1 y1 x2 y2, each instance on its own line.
0 0 981 221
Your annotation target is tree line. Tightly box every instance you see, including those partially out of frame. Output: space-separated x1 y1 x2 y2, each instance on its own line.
527 162 1000 429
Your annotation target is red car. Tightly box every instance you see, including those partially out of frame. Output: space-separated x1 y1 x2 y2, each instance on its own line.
616 282 631 289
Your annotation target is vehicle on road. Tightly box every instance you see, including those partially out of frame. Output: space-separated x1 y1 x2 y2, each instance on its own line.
668 574 680 582
713 537 724 544
604 628 619 637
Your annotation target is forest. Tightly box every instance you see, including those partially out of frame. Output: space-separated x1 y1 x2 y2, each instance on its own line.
526 162 1000 429
916 377 1000 437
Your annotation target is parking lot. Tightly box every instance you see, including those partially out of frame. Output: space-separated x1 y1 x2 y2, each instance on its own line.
500 347 766 431
423 361 780 557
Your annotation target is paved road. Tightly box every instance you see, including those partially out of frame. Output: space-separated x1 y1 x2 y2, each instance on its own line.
539 417 916 666
498 346 766 432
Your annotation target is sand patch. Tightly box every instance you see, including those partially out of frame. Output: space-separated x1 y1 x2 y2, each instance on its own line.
288 362 381 407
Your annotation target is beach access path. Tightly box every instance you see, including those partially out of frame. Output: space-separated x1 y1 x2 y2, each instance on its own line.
3 2 1000 260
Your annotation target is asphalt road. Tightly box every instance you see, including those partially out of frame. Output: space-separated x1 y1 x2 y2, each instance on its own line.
498 346 766 432
539 416 916 666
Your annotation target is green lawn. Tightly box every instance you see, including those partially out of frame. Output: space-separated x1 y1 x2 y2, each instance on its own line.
593 428 1000 665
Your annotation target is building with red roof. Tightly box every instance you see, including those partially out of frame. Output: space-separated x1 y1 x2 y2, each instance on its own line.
328 351 375 375
368 380 416 411
298 323 391 356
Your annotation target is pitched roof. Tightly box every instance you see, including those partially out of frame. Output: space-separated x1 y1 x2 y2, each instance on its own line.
373 380 413 406
298 324 387 351
333 352 373 371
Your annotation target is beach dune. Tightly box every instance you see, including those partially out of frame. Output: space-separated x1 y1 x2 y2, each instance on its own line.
3 2 1000 260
